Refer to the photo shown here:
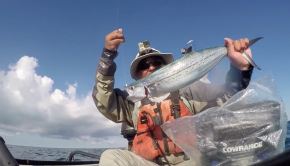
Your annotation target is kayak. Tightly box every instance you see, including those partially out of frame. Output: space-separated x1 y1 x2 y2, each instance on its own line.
1 135 290 166
0 136 100 166
16 159 99 166
0 121 290 166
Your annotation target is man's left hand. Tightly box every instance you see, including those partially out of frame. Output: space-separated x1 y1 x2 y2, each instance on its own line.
225 38 251 71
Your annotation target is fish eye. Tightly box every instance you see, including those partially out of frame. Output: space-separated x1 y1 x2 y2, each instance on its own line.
130 86 134 90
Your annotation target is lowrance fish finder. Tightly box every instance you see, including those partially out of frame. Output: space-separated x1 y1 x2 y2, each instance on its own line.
195 100 282 166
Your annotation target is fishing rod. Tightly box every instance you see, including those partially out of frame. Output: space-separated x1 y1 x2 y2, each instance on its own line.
181 40 196 55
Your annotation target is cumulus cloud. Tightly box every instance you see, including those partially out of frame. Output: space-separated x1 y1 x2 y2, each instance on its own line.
0 56 122 144
0 131 14 137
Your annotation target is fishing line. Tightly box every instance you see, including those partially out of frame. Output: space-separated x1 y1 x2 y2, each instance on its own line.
116 0 120 28
116 0 128 86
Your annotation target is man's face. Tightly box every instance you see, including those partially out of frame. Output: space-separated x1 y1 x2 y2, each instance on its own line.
136 56 165 79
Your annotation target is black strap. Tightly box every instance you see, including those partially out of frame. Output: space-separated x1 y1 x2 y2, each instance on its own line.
170 90 181 119
156 103 170 155
140 97 154 106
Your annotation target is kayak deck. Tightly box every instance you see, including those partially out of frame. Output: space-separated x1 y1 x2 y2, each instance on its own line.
16 158 99 166
15 150 100 166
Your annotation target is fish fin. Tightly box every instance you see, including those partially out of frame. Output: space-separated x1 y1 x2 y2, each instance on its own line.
241 37 263 70
242 51 261 70
199 73 211 84
248 37 263 47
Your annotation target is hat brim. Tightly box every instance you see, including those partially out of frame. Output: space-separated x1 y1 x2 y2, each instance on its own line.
130 52 174 80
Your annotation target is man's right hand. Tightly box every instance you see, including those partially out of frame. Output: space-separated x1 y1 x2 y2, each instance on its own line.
105 29 125 51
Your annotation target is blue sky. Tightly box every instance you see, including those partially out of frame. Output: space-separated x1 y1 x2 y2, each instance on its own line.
0 0 289 148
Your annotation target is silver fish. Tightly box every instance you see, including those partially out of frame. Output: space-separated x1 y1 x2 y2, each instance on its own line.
125 37 263 103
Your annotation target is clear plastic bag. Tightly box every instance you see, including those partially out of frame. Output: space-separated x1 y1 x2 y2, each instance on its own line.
161 72 288 166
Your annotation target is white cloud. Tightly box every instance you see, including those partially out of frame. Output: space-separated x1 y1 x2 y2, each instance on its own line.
0 56 122 144
0 131 14 137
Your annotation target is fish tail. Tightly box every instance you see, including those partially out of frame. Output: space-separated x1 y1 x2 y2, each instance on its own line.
242 37 263 70
248 37 263 47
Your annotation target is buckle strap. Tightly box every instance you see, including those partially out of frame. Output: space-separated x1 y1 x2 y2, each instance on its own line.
155 103 170 155
170 90 180 119
155 156 169 166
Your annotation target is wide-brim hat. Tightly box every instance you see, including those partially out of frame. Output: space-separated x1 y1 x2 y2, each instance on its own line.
130 48 174 80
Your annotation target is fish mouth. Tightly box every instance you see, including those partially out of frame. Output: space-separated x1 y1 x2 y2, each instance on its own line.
124 86 133 97
125 86 149 103
144 86 149 96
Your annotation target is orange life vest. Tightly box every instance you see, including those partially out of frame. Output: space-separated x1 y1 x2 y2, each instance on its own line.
132 91 193 160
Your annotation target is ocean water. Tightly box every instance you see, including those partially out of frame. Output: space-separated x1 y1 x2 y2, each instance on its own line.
4 121 290 161
6 145 127 161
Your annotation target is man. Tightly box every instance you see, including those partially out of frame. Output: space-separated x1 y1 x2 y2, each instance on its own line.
92 29 254 166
